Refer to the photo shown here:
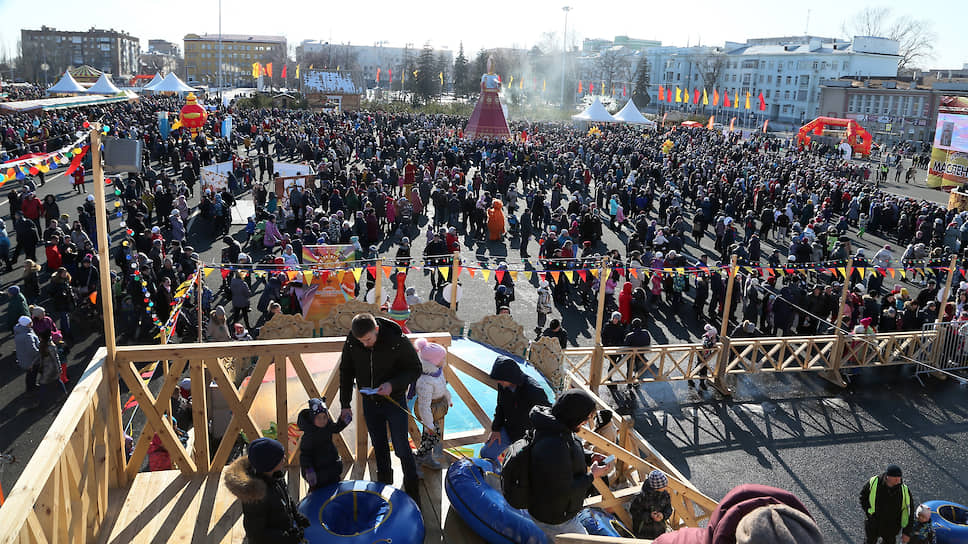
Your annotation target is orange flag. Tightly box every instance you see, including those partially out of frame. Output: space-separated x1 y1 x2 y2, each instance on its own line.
266 62 273 78
707 115 715 130
88 291 97 305
712 88 720 106
744 91 751 110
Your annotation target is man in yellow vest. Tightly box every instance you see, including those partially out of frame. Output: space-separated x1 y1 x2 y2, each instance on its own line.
859 464 913 543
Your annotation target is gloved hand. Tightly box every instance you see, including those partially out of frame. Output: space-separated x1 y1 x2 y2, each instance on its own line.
304 467 317 488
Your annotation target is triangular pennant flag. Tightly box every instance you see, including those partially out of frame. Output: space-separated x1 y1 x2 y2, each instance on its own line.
366 266 377 277
509 271 518 281
550 271 561 282
837 267 846 278
590 268 600 278
629 268 638 279
495 270 505 284
467 268 476 278
900 268 907 279
563 271 574 283
382 265 393 278
440 267 450 281
303 271 314 285
481 269 491 282
888 268 896 278
351 268 364 281
523 271 533 280
858 267 866 278
579 270 588 281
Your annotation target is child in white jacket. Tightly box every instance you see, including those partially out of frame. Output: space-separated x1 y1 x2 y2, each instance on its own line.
412 338 451 470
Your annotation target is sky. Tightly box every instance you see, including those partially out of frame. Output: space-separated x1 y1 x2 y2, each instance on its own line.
0 0 964 69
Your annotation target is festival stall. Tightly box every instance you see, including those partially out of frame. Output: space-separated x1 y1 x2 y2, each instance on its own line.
85 73 123 95
796 116 872 157
612 99 655 126
46 71 87 95
151 73 197 95
571 97 618 124
140 72 164 92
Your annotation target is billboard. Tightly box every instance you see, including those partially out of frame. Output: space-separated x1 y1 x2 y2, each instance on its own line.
927 96 968 190
300 245 358 325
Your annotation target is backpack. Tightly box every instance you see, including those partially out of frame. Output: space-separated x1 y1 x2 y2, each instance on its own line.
501 431 534 510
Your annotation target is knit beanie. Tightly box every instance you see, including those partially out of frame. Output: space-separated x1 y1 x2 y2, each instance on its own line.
735 504 824 544
647 470 669 490
414 338 447 366
551 389 597 430
247 438 285 473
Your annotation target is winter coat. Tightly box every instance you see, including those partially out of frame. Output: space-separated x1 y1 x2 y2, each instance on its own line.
415 358 451 431
257 275 283 313
536 285 553 315
7 292 30 331
224 457 303 544
14 323 40 370
231 276 251 309
338 317 421 407
860 473 914 536
526 405 594 525
602 322 626 347
489 356 550 442
654 484 818 544
37 343 60 385
296 409 348 487
630 487 673 538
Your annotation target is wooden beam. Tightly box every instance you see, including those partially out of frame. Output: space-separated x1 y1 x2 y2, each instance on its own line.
289 353 322 400
274 355 289 462
719 254 739 339
374 258 383 306
442 364 492 431
125 358 189 479
591 477 634 528
353 391 368 479
90 126 125 487
589 258 610 390
447 353 498 390
190 359 211 470
450 251 460 311
210 355 274 469
113 332 451 361
197 269 204 343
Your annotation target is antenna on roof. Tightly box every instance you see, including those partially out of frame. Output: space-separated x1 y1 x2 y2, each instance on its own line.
805 9 811 35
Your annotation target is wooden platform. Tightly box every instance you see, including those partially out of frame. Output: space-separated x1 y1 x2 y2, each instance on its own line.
97 456 485 544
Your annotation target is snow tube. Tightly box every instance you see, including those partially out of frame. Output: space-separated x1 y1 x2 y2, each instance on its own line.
445 457 547 543
578 507 634 538
298 480 424 544
924 500 968 544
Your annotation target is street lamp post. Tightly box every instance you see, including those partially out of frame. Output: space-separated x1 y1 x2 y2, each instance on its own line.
560 6 570 109
217 0 223 101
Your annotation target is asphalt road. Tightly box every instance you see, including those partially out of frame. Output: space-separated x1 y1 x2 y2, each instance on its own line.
0 147 961 544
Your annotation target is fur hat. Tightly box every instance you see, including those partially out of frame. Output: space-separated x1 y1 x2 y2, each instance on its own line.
414 338 447 366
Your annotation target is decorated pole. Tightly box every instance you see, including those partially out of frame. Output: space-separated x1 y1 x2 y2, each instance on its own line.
91 126 126 485
450 251 460 311
937 254 959 323
824 266 855 386
374 258 383 307
711 255 739 395
719 255 739 339
588 257 610 391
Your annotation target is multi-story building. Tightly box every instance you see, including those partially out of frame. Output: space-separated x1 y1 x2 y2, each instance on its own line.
296 41 453 89
183 33 286 86
819 78 968 149
20 26 140 84
578 35 901 128
148 39 180 57
583 36 660 54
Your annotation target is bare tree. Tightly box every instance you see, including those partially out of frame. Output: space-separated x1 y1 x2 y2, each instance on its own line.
595 48 633 92
842 7 936 71
696 51 726 89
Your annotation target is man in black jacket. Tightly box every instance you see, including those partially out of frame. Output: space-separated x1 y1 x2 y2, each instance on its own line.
339 313 422 504
481 356 550 459
528 389 611 539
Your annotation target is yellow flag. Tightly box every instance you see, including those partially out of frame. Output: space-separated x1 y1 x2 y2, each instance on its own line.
675 87 682 102
439 71 444 85
252 62 260 79
440 267 450 280
480 269 491 282
600 81 605 96
542 79 546 92
508 75 513 88
509 271 518 280
745 91 751 110
351 268 363 281
564 270 574 283
303 271 314 285
295 64 300 78
734 91 739 108
702 88 709 105
683 88 690 103
337 65 340 71
523 270 533 280
413 70 418 78
519 78 523 89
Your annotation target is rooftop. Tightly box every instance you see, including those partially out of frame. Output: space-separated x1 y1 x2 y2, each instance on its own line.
184 33 285 44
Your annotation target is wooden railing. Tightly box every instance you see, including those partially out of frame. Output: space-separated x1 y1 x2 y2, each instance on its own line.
0 333 721 543
565 329 933 391
0 349 114 544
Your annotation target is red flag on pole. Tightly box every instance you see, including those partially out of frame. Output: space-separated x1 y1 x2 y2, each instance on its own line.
758 92 766 111
389 69 392 83
281 65 287 78
578 80 583 93
622 85 626 97
723 91 731 108
376 68 381 83
658 85 665 101
693 88 700 105
589 83 594 93
666 88 672 102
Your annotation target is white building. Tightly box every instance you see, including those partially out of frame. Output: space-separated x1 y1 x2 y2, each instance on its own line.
296 40 453 88
579 35 900 128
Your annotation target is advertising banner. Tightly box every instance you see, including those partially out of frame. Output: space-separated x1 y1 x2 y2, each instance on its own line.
300 245 358 325
927 96 968 191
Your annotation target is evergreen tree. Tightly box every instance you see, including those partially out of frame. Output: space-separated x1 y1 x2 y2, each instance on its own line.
453 42 469 99
631 58 651 109
415 43 437 103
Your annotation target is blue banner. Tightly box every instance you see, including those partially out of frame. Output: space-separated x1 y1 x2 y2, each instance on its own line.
158 112 170 140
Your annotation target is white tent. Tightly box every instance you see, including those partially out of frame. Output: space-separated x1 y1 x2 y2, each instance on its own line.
151 73 196 93
613 99 656 125
47 71 86 95
86 73 122 95
571 97 617 123
142 72 164 91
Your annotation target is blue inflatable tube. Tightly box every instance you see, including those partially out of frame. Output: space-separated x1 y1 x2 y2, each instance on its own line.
445 457 547 544
578 507 634 538
923 500 968 544
298 480 424 544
